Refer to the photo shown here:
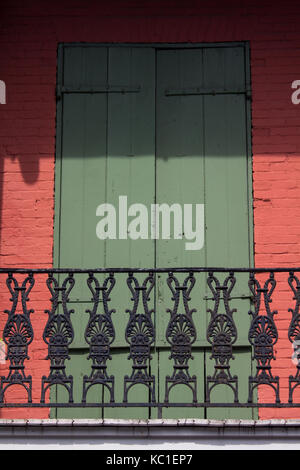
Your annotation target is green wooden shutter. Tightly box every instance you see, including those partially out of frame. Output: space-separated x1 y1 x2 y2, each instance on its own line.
155 46 253 419
55 46 156 418
54 44 253 419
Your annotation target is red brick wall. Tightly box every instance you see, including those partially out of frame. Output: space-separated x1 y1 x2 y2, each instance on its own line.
0 0 300 419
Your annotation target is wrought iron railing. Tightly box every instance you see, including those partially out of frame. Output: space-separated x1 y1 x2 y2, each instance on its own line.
0 267 300 411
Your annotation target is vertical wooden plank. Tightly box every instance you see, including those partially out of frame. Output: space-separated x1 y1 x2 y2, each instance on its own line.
59 46 108 277
203 46 249 269
156 49 206 270
105 47 155 269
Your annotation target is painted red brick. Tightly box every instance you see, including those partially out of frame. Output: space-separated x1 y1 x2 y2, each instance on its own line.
0 0 300 419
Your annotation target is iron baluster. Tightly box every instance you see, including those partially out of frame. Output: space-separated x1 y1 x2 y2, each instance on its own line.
287 271 300 402
165 272 197 403
206 271 238 403
248 272 280 403
82 272 116 403
0 273 34 403
124 272 155 403
41 273 75 403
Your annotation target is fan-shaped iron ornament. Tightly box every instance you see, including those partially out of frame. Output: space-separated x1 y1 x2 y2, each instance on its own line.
165 272 197 403
206 271 238 403
0 273 34 403
82 272 116 403
124 272 156 403
248 272 280 404
41 273 75 403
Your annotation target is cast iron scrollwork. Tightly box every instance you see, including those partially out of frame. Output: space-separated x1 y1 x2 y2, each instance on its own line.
248 272 280 403
165 272 197 403
0 273 34 403
124 272 155 403
206 271 238 403
82 272 116 403
41 273 75 403
287 271 300 402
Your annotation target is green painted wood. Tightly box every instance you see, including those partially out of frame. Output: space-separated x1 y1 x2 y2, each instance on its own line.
54 44 254 420
54 350 103 419
205 347 253 420
155 349 205 419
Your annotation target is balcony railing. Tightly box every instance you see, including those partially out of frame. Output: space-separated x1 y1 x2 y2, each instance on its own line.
0 267 300 412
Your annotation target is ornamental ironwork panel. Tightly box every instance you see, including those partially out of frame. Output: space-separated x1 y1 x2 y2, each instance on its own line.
41 273 75 403
82 272 116 403
123 272 156 403
165 272 197 403
0 273 34 403
206 271 238 403
288 271 300 403
0 267 299 411
248 272 280 404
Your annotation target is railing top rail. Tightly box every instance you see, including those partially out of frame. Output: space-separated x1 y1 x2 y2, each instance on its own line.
0 267 300 274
